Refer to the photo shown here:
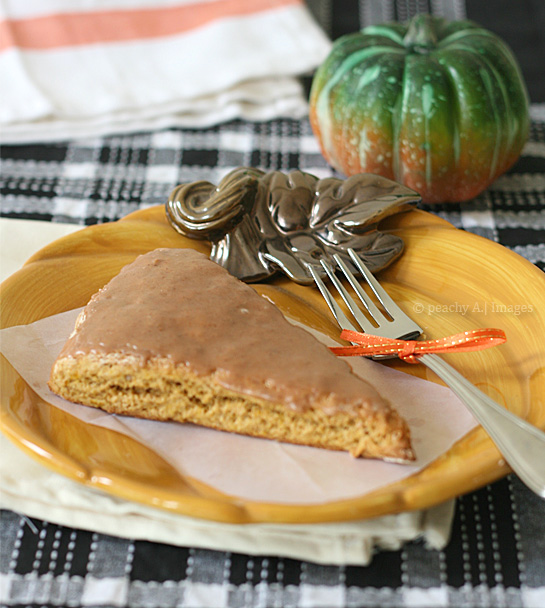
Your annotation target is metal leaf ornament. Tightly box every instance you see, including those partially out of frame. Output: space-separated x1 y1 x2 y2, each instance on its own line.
166 167 420 285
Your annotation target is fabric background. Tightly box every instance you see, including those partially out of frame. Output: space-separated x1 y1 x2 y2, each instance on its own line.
1 0 544 607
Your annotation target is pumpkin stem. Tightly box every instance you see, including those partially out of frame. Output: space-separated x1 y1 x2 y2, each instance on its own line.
404 14 439 53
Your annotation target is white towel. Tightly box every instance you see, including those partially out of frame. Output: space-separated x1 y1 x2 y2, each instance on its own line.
0 0 331 143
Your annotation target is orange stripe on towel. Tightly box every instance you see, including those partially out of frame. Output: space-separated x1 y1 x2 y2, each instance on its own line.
0 0 301 51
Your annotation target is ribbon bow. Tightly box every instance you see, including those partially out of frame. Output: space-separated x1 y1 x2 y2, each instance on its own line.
329 328 506 363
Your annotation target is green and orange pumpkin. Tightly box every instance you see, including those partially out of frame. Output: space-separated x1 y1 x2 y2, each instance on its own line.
309 15 530 203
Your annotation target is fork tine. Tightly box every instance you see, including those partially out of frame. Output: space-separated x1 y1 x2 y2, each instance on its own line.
346 248 422 339
307 249 422 343
347 249 404 315
305 263 358 332
332 254 387 325
319 259 378 333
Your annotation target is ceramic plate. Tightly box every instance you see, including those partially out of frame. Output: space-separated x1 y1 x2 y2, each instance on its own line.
1 207 544 523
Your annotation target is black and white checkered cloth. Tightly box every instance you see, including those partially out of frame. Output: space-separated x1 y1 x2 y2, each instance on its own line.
1 475 544 607
1 1 544 607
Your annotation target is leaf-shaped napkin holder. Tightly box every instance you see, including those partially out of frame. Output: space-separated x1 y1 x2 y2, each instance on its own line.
166 168 420 285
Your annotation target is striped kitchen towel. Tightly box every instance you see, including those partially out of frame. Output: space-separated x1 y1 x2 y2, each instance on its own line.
0 0 331 143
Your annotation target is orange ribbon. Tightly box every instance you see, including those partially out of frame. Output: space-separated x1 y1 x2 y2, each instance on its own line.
329 328 507 364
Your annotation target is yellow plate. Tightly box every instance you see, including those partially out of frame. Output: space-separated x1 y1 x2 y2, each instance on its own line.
1 207 544 524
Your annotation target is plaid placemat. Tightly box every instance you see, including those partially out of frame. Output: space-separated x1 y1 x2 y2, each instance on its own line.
1 475 544 607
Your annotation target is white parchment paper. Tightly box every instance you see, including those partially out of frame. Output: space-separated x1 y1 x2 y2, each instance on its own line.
0 309 478 505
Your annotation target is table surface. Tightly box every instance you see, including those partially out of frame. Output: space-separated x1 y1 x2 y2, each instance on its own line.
1 1 544 607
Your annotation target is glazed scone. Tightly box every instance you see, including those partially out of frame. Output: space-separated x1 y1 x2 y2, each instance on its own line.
48 248 414 462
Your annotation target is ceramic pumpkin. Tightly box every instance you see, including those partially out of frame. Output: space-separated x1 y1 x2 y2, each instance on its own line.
309 14 530 203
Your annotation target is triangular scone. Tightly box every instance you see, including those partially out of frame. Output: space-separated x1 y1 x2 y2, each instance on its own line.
49 248 414 462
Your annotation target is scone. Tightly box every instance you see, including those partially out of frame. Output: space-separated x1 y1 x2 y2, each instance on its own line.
48 248 414 462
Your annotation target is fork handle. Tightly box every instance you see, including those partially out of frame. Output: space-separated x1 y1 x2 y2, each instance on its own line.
419 353 545 498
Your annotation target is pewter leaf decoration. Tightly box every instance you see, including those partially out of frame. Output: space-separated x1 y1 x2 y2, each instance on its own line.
166 168 420 284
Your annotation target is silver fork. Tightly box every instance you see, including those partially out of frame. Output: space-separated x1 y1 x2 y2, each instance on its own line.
306 248 545 498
